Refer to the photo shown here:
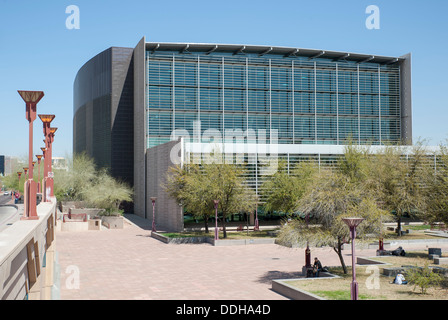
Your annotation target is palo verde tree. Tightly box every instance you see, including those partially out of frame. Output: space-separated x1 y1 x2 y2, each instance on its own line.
420 141 448 226
261 160 317 216
276 144 391 274
364 143 427 236
164 155 257 238
164 164 216 233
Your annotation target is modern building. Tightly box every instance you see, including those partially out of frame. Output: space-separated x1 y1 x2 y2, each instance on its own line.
0 156 4 176
74 36 413 231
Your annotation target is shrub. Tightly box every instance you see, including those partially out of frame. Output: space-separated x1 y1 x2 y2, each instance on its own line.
406 264 444 294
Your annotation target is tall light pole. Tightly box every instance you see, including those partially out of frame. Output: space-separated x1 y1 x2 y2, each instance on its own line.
36 155 43 193
40 147 47 198
150 197 157 232
214 200 219 240
38 114 55 202
47 127 57 197
18 90 44 220
254 202 259 231
342 217 364 300
17 171 22 195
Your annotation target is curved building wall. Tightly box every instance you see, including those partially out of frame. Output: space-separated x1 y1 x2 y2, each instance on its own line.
73 47 134 188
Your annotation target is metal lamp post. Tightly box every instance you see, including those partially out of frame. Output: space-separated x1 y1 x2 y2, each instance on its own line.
18 90 44 220
254 202 259 231
36 155 43 193
38 114 55 202
150 197 157 232
40 147 46 198
23 167 28 180
342 217 365 300
47 127 57 197
16 171 22 197
214 200 219 240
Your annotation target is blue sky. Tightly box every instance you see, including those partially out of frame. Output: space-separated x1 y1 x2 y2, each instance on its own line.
0 0 447 158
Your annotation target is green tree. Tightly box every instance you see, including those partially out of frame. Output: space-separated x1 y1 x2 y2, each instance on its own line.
82 169 133 215
164 160 257 238
277 144 391 274
206 162 257 238
364 144 427 236
277 168 389 274
164 164 215 233
262 161 317 215
53 152 96 201
421 141 448 226
406 264 444 294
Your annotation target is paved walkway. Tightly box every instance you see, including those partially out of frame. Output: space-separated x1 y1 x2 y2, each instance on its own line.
55 214 448 300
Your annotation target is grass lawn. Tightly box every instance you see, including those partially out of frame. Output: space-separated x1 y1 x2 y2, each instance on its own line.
287 251 448 300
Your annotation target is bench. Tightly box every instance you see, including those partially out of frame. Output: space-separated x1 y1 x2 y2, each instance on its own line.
434 257 448 265
428 248 442 257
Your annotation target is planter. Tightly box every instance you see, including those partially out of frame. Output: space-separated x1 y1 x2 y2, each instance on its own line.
101 215 124 229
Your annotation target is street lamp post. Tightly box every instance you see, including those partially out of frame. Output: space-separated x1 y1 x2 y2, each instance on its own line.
214 200 219 240
342 217 365 301
38 115 55 202
16 171 22 197
254 202 259 231
18 90 44 220
40 147 47 198
36 155 43 193
47 127 57 197
150 197 157 232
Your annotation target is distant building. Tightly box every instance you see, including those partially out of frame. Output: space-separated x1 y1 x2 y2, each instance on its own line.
0 156 4 176
74 36 414 231
52 157 68 171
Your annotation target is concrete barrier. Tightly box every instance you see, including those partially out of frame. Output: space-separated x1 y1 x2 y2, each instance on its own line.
101 216 124 229
0 198 57 300
272 280 325 300
151 232 276 246
434 257 448 265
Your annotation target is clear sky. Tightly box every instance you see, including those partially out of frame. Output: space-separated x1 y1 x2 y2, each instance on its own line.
0 0 447 159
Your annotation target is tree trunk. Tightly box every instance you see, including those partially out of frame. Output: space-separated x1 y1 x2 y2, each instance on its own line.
221 216 227 238
204 216 209 233
397 215 402 237
333 237 348 274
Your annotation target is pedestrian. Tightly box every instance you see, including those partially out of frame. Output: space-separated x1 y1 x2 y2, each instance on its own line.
394 273 407 285
313 257 323 277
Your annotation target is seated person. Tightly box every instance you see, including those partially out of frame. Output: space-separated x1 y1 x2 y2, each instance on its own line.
313 257 323 277
394 273 407 285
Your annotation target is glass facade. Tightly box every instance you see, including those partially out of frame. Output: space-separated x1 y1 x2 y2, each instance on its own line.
146 50 401 149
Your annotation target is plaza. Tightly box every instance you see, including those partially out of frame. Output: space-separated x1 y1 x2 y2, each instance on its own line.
55 214 448 300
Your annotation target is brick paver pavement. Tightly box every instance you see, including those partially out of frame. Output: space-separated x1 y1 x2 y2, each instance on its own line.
55 214 448 300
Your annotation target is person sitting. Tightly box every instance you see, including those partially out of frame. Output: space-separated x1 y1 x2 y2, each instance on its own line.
394 273 407 285
313 257 323 277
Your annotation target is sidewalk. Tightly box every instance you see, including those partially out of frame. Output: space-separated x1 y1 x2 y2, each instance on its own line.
55 215 448 300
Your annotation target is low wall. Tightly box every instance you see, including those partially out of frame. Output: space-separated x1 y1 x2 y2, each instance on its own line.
151 232 276 246
0 198 57 300
271 280 326 300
